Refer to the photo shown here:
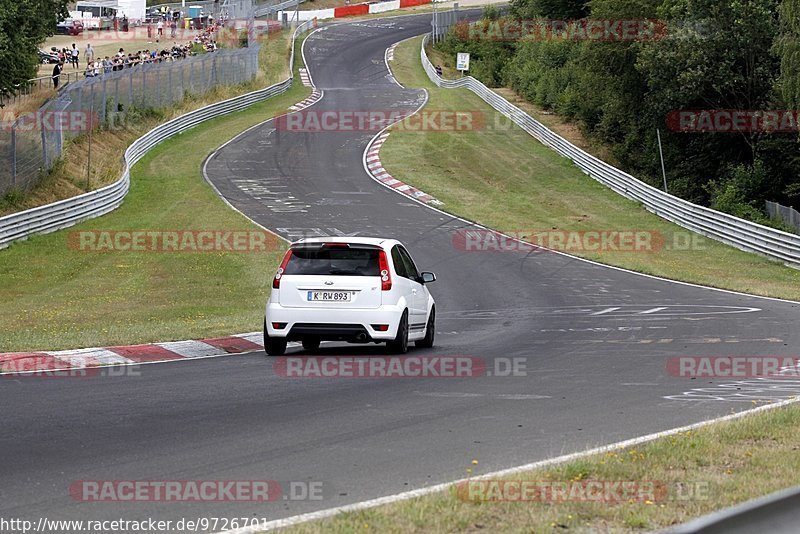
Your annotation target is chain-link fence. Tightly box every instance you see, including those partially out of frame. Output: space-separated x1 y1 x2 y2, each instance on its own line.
0 46 259 196
766 201 800 232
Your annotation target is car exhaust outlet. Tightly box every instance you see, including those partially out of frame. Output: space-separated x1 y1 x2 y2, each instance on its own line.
356 333 367 341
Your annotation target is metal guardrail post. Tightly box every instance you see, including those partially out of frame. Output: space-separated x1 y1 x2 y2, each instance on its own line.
114 78 120 116
156 66 162 108
101 77 108 126
56 102 63 158
75 85 83 121
41 123 48 170
10 126 16 187
141 69 148 108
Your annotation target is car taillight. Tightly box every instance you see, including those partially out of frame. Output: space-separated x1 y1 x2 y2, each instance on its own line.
272 249 293 289
378 250 392 291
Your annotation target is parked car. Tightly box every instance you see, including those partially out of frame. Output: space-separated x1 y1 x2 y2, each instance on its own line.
39 49 61 64
56 19 85 35
264 237 437 355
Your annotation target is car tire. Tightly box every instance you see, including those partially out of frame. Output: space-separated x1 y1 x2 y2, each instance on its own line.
416 306 435 348
302 338 320 352
387 310 409 354
263 320 287 356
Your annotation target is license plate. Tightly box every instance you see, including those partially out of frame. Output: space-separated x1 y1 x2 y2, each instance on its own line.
307 291 352 302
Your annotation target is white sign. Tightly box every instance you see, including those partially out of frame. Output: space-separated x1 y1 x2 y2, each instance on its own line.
456 52 470 71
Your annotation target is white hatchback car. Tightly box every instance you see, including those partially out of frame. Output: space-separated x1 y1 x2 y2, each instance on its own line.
264 237 436 355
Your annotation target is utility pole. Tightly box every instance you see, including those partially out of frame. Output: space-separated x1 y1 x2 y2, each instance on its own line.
656 128 667 193
432 0 437 42
86 85 94 191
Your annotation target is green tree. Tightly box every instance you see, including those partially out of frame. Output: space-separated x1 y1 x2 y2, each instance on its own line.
775 0 800 108
0 0 70 100
636 0 781 201
510 0 590 20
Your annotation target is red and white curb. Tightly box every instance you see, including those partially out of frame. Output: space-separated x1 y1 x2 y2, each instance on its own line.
365 132 443 205
0 332 282 375
299 68 312 87
290 89 322 111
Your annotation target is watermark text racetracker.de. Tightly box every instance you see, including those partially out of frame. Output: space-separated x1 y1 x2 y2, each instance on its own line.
273 356 527 378
666 109 800 133
68 230 283 253
0 517 291 534
0 360 141 379
1 110 99 133
454 18 670 42
275 109 485 132
667 356 800 378
456 479 711 503
68 480 324 502
452 229 707 254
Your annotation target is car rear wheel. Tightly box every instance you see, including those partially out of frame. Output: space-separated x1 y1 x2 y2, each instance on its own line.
302 338 320 352
387 311 409 354
263 320 287 356
416 306 435 348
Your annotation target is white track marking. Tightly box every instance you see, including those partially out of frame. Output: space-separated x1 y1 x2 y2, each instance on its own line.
46 348 135 367
156 340 222 359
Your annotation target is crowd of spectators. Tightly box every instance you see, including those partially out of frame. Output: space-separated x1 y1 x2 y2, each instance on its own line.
81 22 221 78
50 19 225 87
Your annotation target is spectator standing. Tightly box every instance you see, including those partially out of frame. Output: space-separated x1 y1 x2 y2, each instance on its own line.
157 19 164 38
170 19 177 38
52 61 63 89
70 43 79 69
86 43 94 66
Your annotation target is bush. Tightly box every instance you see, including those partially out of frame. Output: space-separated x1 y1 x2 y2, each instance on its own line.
482 5 500 21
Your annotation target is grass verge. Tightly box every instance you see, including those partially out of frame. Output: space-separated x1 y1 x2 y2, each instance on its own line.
282 402 800 533
381 36 800 301
0 31 309 351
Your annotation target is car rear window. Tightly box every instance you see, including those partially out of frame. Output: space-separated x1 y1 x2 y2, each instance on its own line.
284 247 381 276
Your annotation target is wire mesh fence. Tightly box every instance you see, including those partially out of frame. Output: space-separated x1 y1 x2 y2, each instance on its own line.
0 45 259 197
766 201 800 232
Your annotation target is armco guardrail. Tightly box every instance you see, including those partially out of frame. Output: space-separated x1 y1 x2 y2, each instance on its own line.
0 20 315 250
668 485 800 534
255 0 306 17
420 34 800 268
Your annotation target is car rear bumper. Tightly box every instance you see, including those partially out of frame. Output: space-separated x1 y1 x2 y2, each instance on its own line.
265 302 403 341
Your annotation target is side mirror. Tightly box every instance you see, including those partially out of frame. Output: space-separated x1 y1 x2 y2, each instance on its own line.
420 272 437 284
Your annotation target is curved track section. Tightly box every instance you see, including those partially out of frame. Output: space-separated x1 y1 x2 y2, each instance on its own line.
2 14 799 531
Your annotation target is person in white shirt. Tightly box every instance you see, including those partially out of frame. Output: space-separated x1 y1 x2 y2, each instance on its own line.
85 43 94 65
70 43 79 69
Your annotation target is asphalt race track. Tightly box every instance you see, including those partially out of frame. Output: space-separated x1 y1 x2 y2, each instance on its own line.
3 13 800 531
